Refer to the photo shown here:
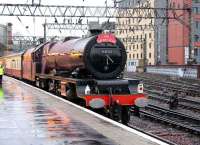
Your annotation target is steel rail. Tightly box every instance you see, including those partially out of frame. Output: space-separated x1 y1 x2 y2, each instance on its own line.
138 110 200 135
147 104 200 123
147 93 200 112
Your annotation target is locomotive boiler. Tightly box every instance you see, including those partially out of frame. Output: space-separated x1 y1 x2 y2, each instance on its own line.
42 33 127 79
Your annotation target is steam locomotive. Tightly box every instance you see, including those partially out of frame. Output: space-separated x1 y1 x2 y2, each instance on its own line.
1 33 147 124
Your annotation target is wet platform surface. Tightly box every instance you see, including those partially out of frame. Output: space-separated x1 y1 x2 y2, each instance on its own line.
0 76 163 145
0 77 116 145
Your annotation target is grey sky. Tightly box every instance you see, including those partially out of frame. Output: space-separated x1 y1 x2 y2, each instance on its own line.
0 0 114 36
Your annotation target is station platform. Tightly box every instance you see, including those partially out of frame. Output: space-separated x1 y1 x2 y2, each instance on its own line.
0 76 168 145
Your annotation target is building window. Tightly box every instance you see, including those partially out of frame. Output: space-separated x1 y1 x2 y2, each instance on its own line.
177 3 180 9
149 53 152 58
149 33 152 39
195 21 199 29
137 53 139 59
172 2 175 8
193 0 200 3
133 54 135 59
194 7 199 14
194 48 198 56
149 43 152 49
194 35 199 42
131 62 134 66
141 53 143 59
129 54 131 59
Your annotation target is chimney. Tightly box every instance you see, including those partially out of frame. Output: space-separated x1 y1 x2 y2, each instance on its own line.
88 21 102 36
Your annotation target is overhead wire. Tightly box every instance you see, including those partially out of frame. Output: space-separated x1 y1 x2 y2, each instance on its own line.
16 16 32 36
15 0 32 36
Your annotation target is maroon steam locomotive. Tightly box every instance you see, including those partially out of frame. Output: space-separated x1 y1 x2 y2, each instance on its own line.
1 33 147 124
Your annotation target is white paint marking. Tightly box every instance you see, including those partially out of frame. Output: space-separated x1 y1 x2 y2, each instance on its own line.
7 76 169 145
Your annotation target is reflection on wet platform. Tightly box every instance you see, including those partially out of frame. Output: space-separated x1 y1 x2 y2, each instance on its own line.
0 86 4 104
0 79 116 145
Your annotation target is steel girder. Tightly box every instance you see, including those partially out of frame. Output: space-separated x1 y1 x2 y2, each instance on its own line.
0 3 189 19
46 23 157 31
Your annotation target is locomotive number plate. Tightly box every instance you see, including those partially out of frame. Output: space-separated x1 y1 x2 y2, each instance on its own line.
101 50 113 54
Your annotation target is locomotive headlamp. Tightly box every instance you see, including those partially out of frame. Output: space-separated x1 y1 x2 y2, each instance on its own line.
135 97 148 108
89 98 105 109
137 83 144 93
85 85 91 95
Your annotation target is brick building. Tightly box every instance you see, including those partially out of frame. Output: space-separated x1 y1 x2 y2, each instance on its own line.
192 0 200 63
168 0 200 64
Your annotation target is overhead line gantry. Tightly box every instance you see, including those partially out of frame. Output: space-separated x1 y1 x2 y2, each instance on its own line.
0 3 189 19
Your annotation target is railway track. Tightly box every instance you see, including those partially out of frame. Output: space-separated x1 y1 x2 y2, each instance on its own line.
126 73 200 144
147 93 200 112
145 83 199 97
140 110 200 134
133 75 200 111
130 104 200 135
144 81 200 96
180 97 200 106
127 73 200 97
146 104 200 125
131 73 200 87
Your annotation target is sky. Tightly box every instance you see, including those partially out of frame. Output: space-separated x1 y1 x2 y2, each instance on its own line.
0 0 114 37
